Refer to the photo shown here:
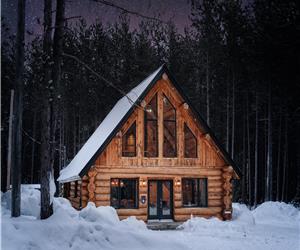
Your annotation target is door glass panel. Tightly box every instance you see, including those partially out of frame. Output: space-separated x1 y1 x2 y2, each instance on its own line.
162 181 171 216
149 181 157 216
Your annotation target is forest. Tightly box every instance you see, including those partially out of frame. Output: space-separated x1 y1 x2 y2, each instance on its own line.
1 0 300 212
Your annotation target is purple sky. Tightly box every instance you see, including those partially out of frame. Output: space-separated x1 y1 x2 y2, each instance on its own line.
2 0 192 41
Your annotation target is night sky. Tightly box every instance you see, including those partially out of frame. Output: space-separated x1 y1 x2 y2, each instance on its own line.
2 0 192 41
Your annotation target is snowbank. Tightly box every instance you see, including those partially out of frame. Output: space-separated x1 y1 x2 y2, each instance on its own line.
2 188 299 250
2 185 40 218
252 201 300 227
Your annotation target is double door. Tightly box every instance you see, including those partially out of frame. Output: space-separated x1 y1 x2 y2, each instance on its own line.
148 180 173 220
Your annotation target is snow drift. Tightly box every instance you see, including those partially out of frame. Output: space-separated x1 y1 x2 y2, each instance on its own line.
1 186 299 250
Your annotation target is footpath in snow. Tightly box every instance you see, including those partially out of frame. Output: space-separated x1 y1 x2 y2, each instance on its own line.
1 186 300 250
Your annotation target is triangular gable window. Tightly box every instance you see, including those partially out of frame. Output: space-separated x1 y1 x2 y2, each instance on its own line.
163 94 177 157
184 123 197 158
144 94 158 157
122 122 136 157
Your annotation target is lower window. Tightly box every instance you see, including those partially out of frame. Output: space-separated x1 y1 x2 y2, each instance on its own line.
182 178 208 207
110 178 138 209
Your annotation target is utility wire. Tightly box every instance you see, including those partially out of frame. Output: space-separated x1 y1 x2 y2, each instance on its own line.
62 52 146 111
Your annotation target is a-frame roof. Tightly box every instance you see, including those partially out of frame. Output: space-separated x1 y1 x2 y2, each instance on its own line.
58 65 241 183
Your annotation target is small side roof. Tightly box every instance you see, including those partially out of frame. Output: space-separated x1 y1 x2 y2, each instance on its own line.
58 65 241 183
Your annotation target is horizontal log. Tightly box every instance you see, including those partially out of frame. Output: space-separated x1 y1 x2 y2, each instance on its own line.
208 176 222 181
174 200 182 208
81 189 88 196
175 207 222 215
208 200 223 206
81 196 89 201
116 208 147 216
208 182 223 188
81 201 87 208
95 173 110 181
138 203 147 209
95 194 110 201
174 193 182 201
95 187 110 194
95 180 110 187
81 182 88 187
95 167 222 176
208 187 223 193
208 193 223 199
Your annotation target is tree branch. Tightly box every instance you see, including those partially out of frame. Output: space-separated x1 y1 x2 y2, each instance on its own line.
91 0 165 24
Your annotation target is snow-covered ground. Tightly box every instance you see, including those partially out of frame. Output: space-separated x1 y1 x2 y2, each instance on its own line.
1 186 300 250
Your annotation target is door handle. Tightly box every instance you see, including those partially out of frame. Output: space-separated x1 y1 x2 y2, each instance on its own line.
160 198 163 208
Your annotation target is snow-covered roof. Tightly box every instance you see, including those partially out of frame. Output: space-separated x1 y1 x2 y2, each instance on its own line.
58 66 164 183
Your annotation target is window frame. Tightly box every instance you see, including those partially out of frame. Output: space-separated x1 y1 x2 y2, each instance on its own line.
144 94 158 157
182 178 208 208
110 178 139 209
163 94 177 158
122 121 137 157
184 123 198 158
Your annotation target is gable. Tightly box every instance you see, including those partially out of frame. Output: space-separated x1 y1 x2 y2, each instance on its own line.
94 73 228 169
58 65 241 183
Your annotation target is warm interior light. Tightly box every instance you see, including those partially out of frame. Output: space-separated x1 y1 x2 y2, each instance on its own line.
146 107 152 113
127 134 135 146
111 179 118 187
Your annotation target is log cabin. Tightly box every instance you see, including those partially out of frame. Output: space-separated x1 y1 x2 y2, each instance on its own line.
58 64 241 221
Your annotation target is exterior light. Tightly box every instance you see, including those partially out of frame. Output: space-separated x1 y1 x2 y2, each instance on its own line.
175 178 181 187
140 179 147 187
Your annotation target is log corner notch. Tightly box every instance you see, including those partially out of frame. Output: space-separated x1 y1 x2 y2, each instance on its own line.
222 166 233 220
87 167 97 203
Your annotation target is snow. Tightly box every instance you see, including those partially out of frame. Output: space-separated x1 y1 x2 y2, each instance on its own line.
2 187 300 250
58 66 163 183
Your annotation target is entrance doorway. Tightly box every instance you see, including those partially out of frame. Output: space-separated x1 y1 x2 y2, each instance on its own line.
148 180 173 220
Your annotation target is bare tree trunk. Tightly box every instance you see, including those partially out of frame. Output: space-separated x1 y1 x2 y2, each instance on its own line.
264 118 268 200
11 0 25 218
231 72 235 159
266 84 273 201
206 52 210 125
73 112 77 156
246 93 252 205
40 0 53 220
7 90 14 191
254 91 259 206
276 106 282 201
30 110 37 183
241 98 246 203
281 114 288 201
226 78 230 152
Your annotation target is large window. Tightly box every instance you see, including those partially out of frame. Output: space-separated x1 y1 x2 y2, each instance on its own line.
182 178 207 207
163 95 177 157
122 122 136 157
144 94 158 157
111 179 138 209
184 123 197 158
